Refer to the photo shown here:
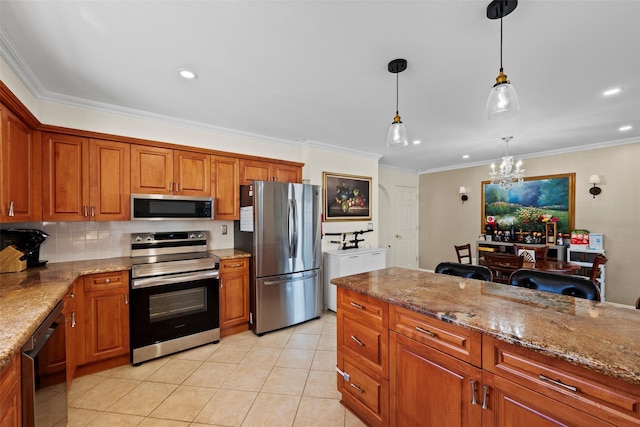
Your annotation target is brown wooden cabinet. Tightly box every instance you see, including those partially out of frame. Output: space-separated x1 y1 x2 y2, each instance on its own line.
212 155 240 220
219 257 249 337
0 352 21 427
337 288 389 427
131 144 210 196
0 103 41 223
43 134 130 221
63 282 77 387
336 289 640 427
390 331 483 427
76 271 129 367
239 159 302 185
482 335 640 426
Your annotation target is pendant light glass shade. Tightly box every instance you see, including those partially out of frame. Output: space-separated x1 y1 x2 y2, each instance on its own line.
486 70 520 119
386 59 409 148
387 113 409 148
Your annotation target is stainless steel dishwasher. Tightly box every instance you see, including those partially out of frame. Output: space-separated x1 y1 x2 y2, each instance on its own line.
21 301 68 427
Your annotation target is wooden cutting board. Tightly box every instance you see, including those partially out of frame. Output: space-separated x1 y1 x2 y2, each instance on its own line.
0 245 27 273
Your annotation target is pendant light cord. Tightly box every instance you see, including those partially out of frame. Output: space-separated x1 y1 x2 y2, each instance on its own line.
500 15 503 70
395 72 400 114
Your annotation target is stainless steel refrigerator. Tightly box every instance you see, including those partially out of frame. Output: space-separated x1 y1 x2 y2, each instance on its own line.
234 181 322 335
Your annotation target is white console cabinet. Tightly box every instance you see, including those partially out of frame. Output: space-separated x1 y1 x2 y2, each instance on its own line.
323 247 388 311
567 247 606 301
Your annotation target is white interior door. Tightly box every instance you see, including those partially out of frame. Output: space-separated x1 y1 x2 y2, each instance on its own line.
393 186 418 269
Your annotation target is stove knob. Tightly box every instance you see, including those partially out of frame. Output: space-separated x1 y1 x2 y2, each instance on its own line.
197 232 204 238
135 235 142 242
189 233 196 239
146 235 153 241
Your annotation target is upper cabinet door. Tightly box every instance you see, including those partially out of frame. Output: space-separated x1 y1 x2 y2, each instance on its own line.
239 159 271 185
131 144 173 194
174 150 211 196
89 139 130 221
1 105 41 222
212 155 240 220
271 163 302 183
42 133 90 221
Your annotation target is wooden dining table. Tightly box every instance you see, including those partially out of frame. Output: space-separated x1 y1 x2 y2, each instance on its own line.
522 259 581 274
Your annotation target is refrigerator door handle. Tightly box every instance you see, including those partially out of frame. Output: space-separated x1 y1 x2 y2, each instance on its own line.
291 198 299 258
287 199 294 258
263 271 319 286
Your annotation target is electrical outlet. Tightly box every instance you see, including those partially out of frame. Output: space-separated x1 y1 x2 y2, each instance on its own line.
221 225 228 235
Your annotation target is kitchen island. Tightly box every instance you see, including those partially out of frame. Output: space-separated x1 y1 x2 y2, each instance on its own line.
332 267 640 426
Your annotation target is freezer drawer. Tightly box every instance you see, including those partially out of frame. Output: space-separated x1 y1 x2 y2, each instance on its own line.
253 270 322 335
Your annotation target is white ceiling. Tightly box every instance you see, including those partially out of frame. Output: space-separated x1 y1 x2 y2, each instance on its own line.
1 0 639 173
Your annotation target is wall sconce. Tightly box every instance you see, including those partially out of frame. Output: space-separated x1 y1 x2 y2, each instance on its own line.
459 186 468 203
589 175 602 198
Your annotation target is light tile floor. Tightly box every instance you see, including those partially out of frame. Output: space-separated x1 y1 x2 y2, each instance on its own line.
68 311 366 427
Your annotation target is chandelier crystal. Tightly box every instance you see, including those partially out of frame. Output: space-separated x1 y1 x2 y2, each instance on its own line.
489 136 525 188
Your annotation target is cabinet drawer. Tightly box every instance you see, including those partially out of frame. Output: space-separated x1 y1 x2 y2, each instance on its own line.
390 305 481 367
219 258 248 272
338 287 387 325
483 335 640 425
339 311 387 376
84 270 128 292
338 355 388 427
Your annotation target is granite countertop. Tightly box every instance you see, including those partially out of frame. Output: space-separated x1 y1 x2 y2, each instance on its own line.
0 257 131 370
331 267 640 386
210 249 251 260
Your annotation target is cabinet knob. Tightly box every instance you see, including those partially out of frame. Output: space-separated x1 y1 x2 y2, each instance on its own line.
8 201 15 217
104 278 110 284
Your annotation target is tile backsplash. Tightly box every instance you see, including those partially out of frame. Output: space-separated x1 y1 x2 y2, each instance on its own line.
1 220 235 263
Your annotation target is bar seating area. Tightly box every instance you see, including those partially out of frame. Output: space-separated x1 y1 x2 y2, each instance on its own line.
435 261 493 281
508 269 601 301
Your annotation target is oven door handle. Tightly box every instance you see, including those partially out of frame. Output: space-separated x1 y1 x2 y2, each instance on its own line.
132 270 219 289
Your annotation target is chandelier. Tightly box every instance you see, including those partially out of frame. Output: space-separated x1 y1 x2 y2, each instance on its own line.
489 136 524 188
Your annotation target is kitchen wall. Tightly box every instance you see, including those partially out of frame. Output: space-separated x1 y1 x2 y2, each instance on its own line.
419 142 640 305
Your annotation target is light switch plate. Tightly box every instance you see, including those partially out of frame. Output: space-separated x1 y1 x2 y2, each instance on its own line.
221 225 228 235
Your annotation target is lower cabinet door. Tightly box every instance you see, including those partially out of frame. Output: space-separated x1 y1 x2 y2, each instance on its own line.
389 331 483 427
483 372 615 427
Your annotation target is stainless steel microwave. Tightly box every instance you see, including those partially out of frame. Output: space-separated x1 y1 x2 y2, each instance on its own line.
131 194 214 220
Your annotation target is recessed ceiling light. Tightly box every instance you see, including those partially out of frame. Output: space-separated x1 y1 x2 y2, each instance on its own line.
619 125 633 132
179 69 197 79
603 87 622 96
412 140 421 145
462 154 470 159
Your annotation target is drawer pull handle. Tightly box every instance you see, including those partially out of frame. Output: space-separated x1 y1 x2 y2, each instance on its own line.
70 311 76 328
470 379 478 405
8 201 15 217
336 366 350 382
415 326 436 337
350 383 364 393
350 302 364 310
539 374 578 393
228 263 242 268
482 385 489 409
350 335 364 347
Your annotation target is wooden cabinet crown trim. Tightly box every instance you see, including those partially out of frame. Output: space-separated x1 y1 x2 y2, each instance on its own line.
1 82 304 169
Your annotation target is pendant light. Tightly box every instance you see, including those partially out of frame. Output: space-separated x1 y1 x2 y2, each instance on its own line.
386 58 409 148
485 0 519 120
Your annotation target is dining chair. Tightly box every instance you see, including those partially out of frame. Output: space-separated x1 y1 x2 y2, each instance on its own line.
513 244 549 261
590 254 608 283
483 252 524 284
435 262 493 282
455 243 472 264
509 269 601 301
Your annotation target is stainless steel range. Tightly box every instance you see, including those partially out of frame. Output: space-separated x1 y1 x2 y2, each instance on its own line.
129 231 220 365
